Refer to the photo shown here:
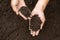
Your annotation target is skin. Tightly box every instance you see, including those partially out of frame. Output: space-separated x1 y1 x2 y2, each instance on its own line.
11 0 27 20
11 0 49 37
30 0 49 36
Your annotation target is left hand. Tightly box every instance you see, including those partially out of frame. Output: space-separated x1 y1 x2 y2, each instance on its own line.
29 9 46 36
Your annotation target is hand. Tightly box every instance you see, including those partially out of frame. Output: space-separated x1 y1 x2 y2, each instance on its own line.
31 10 46 29
29 10 46 36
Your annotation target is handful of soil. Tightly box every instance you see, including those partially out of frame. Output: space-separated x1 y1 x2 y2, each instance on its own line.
30 15 42 31
19 6 31 18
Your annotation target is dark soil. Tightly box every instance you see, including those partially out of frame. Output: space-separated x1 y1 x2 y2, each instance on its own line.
30 15 42 31
0 0 60 40
19 6 31 17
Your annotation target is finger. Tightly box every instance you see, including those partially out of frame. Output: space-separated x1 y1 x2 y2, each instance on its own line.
38 11 45 22
31 31 36 37
30 30 33 35
16 12 19 15
40 22 44 30
37 11 45 30
30 12 36 17
30 30 36 37
18 12 27 20
28 17 31 31
35 30 40 36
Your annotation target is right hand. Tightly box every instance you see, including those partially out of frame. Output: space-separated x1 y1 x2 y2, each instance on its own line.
29 10 46 36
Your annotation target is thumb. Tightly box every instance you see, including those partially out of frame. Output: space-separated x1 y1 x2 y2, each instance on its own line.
18 11 28 20
16 12 19 15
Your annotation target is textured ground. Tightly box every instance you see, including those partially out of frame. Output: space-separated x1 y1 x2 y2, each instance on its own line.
0 0 60 40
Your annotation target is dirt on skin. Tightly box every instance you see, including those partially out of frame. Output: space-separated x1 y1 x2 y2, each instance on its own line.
0 0 60 40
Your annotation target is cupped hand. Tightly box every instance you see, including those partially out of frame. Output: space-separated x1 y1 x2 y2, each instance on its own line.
29 9 46 36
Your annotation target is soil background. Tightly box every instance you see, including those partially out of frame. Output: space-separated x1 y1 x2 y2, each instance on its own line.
0 0 60 40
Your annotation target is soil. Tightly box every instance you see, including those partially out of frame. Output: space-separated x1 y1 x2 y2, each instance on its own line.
0 0 60 40
19 6 31 17
30 15 42 31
